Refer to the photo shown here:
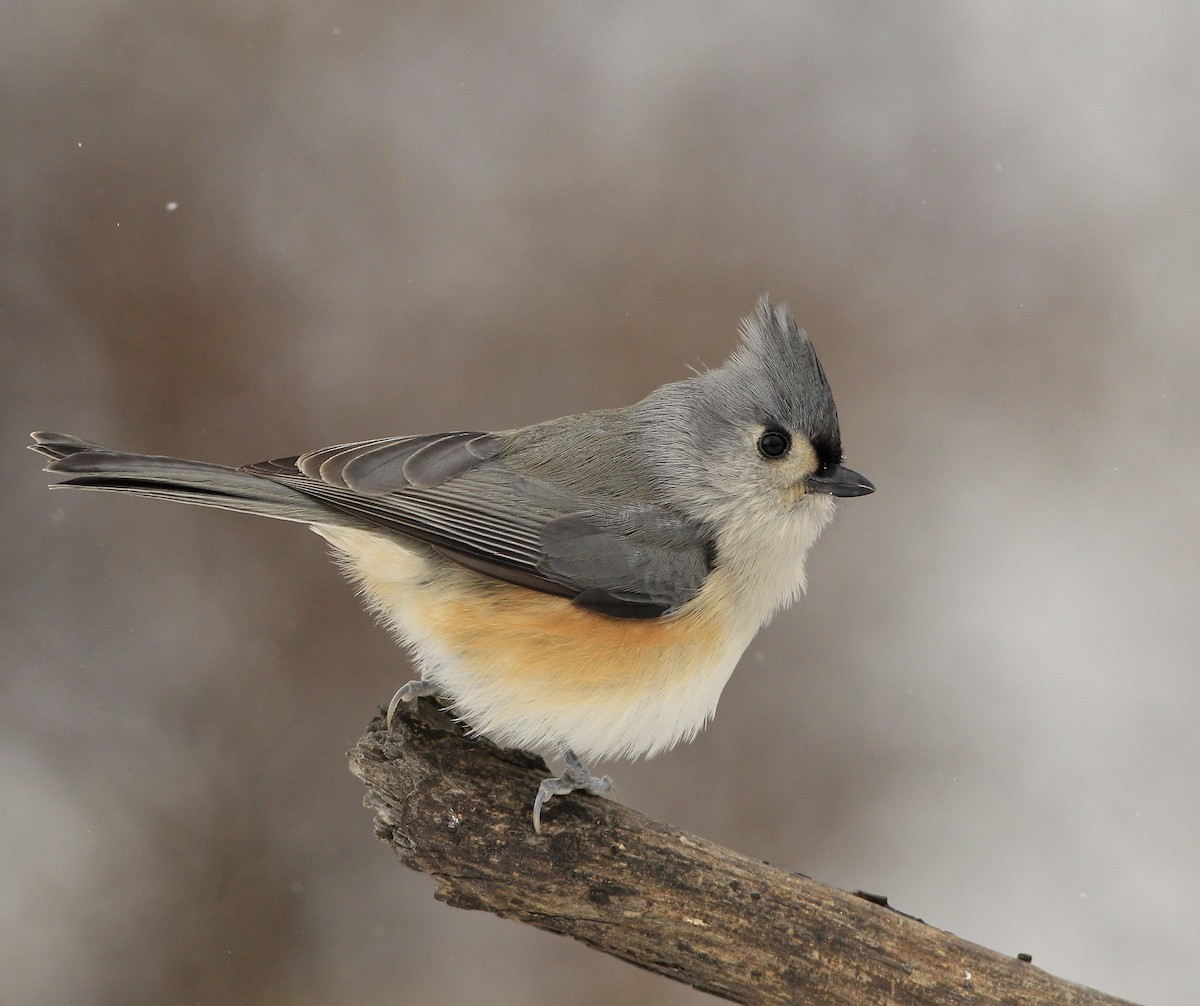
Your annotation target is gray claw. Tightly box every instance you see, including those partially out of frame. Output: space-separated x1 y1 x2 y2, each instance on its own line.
532 747 614 834
386 679 438 731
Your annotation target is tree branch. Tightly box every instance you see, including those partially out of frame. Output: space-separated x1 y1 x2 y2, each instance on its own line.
349 699 1139 1006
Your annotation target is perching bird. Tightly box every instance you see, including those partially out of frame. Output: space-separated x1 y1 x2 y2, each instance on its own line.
32 296 873 831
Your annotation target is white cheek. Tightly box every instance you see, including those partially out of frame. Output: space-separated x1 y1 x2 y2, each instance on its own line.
707 490 838 636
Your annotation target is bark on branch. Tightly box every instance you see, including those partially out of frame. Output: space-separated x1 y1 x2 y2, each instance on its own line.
349 699 1139 1006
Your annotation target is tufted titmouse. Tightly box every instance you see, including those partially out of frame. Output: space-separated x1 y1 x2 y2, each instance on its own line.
32 296 873 831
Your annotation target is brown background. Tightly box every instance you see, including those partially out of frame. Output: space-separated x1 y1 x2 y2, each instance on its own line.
5 4 1198 1005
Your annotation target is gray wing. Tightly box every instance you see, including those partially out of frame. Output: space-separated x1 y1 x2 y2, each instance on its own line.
245 432 715 618
537 507 716 618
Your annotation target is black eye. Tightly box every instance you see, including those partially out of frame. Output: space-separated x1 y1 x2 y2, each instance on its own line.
757 429 791 459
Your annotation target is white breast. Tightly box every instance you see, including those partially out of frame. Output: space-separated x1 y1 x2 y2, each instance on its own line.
314 494 835 763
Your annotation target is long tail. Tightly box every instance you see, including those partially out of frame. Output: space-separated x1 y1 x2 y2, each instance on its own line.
30 431 358 527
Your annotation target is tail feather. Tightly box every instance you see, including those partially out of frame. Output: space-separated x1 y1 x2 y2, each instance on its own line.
31 431 359 527
29 431 113 462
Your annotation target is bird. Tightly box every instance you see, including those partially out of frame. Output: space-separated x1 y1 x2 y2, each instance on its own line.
31 295 874 832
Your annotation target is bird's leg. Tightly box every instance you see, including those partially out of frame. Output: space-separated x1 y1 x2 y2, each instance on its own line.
533 746 613 834
386 679 439 731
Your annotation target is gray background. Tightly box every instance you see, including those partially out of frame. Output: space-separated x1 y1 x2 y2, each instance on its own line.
5 4 1197 1005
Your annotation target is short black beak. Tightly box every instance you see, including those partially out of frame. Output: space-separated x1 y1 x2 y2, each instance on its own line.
807 463 875 498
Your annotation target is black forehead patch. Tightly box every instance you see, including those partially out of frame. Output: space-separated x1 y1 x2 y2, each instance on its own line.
810 430 844 468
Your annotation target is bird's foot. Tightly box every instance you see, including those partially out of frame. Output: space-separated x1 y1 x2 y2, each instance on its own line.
533 747 613 834
386 679 438 731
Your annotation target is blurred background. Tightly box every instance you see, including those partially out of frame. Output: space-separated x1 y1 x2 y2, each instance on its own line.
4 3 1197 1004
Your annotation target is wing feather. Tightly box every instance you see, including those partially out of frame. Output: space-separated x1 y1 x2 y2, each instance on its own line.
244 430 714 617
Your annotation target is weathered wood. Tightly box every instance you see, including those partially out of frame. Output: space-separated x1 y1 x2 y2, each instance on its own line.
349 699 1139 1006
